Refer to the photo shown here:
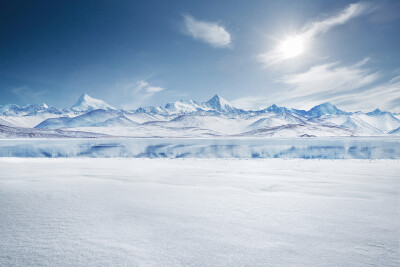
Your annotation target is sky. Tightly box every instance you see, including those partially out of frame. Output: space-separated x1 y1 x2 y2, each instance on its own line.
0 0 399 112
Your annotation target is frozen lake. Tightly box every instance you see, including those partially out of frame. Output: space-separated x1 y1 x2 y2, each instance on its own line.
0 137 399 159
0 158 399 266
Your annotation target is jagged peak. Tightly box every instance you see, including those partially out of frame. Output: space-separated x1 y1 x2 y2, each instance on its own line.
205 94 234 109
70 93 115 112
207 94 227 103
25 103 48 109
266 104 289 113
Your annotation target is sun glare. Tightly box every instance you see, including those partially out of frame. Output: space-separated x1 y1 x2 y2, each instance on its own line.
279 35 305 59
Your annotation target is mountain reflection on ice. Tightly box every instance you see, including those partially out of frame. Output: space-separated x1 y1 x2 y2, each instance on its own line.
0 138 399 159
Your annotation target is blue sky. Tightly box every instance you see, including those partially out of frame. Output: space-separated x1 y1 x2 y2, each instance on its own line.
0 0 399 111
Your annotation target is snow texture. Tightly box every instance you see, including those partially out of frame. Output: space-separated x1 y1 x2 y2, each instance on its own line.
0 158 398 266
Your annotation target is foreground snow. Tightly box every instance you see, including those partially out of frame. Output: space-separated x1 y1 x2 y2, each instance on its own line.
0 158 398 266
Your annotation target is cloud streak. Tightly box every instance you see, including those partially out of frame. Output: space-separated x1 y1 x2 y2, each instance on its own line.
133 80 165 98
232 58 399 112
280 58 380 98
302 2 369 38
273 58 382 109
328 75 400 112
258 2 371 65
183 15 231 48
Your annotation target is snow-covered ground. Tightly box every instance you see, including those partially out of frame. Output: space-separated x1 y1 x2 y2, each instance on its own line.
0 158 398 266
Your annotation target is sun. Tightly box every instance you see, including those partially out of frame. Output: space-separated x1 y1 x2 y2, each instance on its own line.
279 35 305 59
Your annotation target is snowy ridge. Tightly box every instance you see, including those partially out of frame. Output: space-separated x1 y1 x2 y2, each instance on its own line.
0 103 59 116
1 93 400 138
0 124 107 138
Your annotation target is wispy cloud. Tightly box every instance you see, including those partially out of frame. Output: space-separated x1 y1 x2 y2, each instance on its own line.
145 86 164 94
280 58 380 98
271 58 382 109
258 2 372 66
183 15 231 48
132 80 165 98
328 75 400 112
301 2 369 38
117 79 166 110
232 58 398 112
232 75 400 113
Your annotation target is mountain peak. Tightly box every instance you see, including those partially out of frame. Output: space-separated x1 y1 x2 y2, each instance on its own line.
164 99 202 114
70 93 115 112
366 108 388 116
31 103 48 109
307 102 346 117
320 102 334 107
78 93 91 101
207 94 226 103
266 104 289 114
204 94 236 112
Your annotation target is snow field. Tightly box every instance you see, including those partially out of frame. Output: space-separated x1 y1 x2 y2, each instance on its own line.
0 158 399 266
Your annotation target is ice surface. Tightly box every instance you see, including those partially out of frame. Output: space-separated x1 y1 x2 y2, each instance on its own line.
0 137 399 159
0 158 398 266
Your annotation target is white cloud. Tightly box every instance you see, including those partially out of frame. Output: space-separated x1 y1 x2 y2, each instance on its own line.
134 80 149 92
328 75 400 112
259 2 371 66
270 58 382 109
146 86 164 94
232 75 400 112
302 2 369 38
183 15 231 48
280 58 380 98
232 58 400 112
133 80 165 98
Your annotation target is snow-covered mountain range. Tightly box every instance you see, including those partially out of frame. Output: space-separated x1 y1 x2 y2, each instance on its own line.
1 93 399 138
